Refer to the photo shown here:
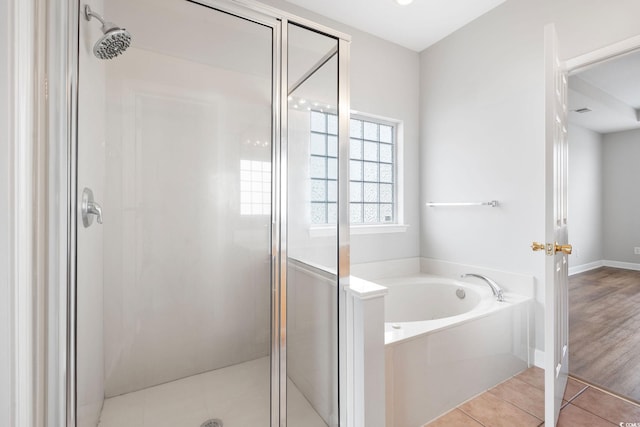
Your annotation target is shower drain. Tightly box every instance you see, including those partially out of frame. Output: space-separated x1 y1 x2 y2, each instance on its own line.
201 419 223 427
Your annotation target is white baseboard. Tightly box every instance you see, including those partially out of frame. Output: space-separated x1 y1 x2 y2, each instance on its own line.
603 260 640 271
569 259 640 275
569 260 603 276
534 349 545 369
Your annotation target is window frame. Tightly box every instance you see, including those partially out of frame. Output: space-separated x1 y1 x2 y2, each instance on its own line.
309 110 407 236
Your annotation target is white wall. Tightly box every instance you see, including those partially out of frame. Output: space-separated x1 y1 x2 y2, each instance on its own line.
602 128 640 264
568 124 603 269
0 0 10 424
259 0 422 264
419 0 640 354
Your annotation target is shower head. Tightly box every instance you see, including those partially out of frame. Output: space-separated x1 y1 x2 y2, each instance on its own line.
84 5 131 60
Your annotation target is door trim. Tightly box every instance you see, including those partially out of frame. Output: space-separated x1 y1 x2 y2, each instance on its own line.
565 34 640 74
8 0 50 425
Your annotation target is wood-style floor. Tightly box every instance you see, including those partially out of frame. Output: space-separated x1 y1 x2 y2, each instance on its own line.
569 266 640 402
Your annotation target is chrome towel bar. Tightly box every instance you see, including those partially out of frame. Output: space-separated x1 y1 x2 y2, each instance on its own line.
426 200 499 208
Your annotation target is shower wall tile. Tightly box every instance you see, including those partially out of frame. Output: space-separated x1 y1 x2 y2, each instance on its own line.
104 31 273 396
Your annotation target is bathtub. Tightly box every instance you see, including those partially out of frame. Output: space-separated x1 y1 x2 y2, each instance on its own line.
379 274 532 427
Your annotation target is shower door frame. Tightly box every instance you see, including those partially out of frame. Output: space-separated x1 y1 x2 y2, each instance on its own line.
63 0 351 426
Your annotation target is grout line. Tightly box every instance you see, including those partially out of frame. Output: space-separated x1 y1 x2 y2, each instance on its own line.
562 402 619 427
456 406 489 427
486 388 544 422
459 392 543 426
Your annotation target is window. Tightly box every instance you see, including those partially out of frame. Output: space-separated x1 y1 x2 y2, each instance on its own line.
310 111 397 225
240 160 271 216
309 111 339 224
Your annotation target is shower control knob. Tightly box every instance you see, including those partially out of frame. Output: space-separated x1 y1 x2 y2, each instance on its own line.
81 187 103 227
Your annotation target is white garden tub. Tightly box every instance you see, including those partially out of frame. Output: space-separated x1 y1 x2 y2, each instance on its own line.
378 274 532 427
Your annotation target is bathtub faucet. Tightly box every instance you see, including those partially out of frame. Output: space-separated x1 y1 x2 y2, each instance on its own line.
461 273 504 302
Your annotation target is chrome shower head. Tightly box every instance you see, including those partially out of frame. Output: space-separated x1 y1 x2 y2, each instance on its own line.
84 5 131 60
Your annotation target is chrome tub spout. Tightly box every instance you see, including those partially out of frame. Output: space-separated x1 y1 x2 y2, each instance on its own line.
461 273 504 302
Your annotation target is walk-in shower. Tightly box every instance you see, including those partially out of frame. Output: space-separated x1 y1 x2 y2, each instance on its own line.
70 0 349 426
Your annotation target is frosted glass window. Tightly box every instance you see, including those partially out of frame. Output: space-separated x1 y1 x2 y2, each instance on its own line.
311 180 326 202
350 182 362 202
328 180 337 202
328 136 338 157
363 162 378 181
240 160 271 216
310 156 326 179
311 203 326 224
350 160 362 181
363 141 378 161
310 111 396 225
327 115 338 135
364 183 378 203
350 139 362 159
310 133 326 156
350 203 362 223
311 110 326 132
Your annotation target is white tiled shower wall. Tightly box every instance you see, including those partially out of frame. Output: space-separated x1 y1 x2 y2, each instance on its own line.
102 0 273 396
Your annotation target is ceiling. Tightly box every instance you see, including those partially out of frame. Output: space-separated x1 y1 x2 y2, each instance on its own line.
283 0 507 52
568 50 640 134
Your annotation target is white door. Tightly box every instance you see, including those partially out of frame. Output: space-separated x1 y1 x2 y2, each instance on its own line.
543 23 570 426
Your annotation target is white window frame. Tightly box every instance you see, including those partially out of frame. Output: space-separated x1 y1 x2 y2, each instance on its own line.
310 110 408 236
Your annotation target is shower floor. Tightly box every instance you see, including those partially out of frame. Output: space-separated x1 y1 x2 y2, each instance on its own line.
98 357 327 427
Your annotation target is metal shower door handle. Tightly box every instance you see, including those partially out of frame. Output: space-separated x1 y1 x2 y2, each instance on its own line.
81 187 103 227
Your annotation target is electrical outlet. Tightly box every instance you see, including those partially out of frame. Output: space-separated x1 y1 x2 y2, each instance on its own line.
635 247 640 255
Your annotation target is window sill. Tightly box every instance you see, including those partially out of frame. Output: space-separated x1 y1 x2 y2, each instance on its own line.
308 224 409 237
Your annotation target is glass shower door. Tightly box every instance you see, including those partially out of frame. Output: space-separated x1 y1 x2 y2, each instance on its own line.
286 23 340 427
76 1 275 425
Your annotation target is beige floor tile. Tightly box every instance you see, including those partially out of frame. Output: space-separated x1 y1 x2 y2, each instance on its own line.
557 404 616 427
515 366 545 391
572 387 640 425
459 392 541 427
423 409 483 427
488 376 545 420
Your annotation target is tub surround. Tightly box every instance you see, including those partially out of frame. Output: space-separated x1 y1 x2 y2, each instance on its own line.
351 257 535 298
351 257 534 427
380 275 531 347
346 277 388 427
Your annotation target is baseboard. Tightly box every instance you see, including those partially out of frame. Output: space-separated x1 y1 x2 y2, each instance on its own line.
569 260 603 276
603 260 640 271
569 259 640 275
534 349 545 369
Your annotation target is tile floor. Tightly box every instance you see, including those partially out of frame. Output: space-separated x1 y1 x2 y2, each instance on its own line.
425 366 640 427
98 357 327 427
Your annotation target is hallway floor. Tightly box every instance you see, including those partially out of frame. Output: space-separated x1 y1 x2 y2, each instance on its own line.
569 266 640 401
424 366 640 426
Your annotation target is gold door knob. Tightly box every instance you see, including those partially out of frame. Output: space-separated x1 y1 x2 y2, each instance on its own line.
555 243 572 255
531 242 545 252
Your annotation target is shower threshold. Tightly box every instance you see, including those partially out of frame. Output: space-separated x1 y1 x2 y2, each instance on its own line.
97 357 327 427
